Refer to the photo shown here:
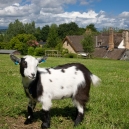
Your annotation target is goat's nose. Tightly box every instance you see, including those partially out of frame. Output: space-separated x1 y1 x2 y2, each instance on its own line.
31 73 35 77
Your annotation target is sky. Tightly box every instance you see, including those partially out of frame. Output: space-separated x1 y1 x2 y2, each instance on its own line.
0 0 129 30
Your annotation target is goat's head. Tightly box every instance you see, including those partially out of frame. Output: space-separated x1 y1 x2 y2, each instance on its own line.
10 54 47 80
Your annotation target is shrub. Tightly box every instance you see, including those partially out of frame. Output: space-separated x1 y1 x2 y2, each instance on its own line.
64 53 77 58
28 47 35 55
34 47 45 56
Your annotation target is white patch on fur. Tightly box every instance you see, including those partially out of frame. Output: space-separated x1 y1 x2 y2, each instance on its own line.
73 100 84 114
39 94 52 111
38 66 85 102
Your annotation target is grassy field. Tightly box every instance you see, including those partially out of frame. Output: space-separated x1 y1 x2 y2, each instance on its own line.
0 54 129 129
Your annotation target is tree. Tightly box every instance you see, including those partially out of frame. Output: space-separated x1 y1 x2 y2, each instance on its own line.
81 33 94 58
40 25 50 42
8 34 36 55
4 19 36 42
34 27 41 41
58 22 80 40
0 34 4 42
47 24 60 48
24 21 36 34
4 19 24 42
86 24 98 33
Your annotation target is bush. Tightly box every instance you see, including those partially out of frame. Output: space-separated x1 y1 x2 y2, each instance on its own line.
34 47 45 56
0 42 8 49
28 47 35 55
64 53 77 58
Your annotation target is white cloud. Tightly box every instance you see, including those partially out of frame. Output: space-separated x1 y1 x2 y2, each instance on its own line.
119 12 129 18
0 0 21 8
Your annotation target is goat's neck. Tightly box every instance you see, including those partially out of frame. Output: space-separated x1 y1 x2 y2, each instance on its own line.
22 77 33 88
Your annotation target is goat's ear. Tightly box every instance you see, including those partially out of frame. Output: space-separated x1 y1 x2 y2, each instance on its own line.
37 56 47 63
10 54 21 65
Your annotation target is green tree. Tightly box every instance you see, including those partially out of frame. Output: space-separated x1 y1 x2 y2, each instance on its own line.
34 27 41 41
4 19 24 42
58 22 80 40
47 24 60 48
86 24 98 32
8 34 36 55
24 21 36 34
81 33 94 58
0 34 4 42
40 25 50 42
4 19 36 42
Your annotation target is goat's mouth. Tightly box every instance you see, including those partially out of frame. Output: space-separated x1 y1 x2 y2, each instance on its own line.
28 76 36 80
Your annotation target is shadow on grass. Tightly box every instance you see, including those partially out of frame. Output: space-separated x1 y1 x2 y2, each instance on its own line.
19 106 91 123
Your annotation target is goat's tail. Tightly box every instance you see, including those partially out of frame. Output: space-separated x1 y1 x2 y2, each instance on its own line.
90 74 101 86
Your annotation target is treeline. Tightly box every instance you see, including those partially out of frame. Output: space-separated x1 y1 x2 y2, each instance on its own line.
0 19 125 56
0 19 88 55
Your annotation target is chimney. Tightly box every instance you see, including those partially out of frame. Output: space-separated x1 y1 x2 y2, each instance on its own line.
108 27 114 51
124 30 129 49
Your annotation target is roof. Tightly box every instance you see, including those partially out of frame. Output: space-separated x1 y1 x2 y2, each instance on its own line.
97 33 123 48
63 35 84 52
93 48 126 60
0 49 19 54
38 40 46 45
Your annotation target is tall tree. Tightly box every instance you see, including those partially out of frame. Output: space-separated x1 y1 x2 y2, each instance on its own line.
4 19 36 42
47 24 60 48
81 32 94 58
34 27 41 41
4 19 24 41
58 22 80 40
40 25 50 42
24 21 36 34
86 24 98 32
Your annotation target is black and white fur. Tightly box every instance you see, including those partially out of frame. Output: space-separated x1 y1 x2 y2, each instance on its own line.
10 54 101 129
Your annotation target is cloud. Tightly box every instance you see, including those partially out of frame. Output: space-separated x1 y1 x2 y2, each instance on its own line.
0 0 129 29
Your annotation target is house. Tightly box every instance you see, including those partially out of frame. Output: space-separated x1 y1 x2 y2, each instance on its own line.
0 49 20 55
62 35 87 56
38 40 46 47
63 28 129 60
93 28 129 60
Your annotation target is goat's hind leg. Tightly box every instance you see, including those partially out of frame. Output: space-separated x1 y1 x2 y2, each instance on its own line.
24 99 36 124
73 100 84 126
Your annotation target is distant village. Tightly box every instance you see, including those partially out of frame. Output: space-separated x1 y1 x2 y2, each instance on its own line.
0 26 129 60
63 27 129 60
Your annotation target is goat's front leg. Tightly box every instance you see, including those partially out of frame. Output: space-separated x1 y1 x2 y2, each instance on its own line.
41 110 50 129
24 99 36 125
41 98 52 129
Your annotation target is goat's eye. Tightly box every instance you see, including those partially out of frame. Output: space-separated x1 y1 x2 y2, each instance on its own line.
23 61 27 66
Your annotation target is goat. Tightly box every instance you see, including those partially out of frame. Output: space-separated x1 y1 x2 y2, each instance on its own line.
10 54 101 129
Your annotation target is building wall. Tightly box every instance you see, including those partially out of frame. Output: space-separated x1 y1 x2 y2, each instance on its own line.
63 40 76 53
118 39 125 49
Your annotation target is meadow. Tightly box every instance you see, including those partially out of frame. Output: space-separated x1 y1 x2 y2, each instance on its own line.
0 54 129 129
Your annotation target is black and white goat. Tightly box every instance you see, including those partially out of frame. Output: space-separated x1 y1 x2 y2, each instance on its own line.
10 54 101 129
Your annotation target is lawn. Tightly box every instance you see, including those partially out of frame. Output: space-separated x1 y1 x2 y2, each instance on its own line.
0 54 129 129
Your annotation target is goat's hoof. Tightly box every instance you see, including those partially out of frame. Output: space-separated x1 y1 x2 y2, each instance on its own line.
24 118 33 125
74 118 82 126
41 122 50 129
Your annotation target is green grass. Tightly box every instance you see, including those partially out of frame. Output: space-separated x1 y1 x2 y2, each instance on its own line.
0 54 129 129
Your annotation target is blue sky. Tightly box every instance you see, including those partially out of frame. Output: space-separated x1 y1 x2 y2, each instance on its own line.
65 0 129 14
0 0 129 29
